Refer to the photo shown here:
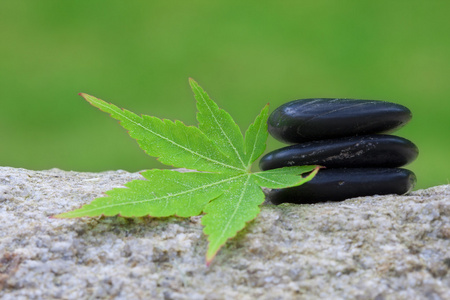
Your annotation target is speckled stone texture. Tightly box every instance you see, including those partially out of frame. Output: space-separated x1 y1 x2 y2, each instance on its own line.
1 167 449 300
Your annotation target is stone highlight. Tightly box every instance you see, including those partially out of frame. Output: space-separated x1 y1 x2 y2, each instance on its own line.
266 168 417 204
264 98 417 203
268 98 412 144
260 134 418 170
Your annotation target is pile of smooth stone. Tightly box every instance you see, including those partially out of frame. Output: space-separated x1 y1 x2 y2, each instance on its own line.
260 98 419 204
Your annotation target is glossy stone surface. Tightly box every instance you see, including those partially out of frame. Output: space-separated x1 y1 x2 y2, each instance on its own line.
260 134 418 170
268 98 412 144
267 168 416 204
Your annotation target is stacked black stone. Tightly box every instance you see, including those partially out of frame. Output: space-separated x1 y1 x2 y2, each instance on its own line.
260 99 418 204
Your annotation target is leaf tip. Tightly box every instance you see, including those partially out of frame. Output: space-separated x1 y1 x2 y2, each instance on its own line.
79 93 96 104
50 213 68 219
188 77 197 85
310 165 322 177
205 250 218 266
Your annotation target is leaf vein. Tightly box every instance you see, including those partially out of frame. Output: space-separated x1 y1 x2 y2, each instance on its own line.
246 116 263 165
210 175 251 250
75 174 246 215
253 173 286 185
194 84 247 169
95 99 244 172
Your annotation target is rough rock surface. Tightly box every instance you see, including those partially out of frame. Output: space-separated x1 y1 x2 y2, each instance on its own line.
1 167 449 300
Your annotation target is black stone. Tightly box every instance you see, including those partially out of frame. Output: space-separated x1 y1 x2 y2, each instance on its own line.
267 168 416 204
268 99 412 144
260 134 418 170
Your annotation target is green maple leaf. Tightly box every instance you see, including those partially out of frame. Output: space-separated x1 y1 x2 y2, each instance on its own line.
54 79 319 265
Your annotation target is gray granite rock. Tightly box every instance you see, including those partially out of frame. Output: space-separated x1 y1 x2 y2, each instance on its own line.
0 167 449 299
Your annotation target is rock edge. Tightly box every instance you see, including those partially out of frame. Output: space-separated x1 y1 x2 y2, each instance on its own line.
1 167 449 299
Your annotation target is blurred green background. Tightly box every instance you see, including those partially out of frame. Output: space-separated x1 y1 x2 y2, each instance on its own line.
1 1 449 189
